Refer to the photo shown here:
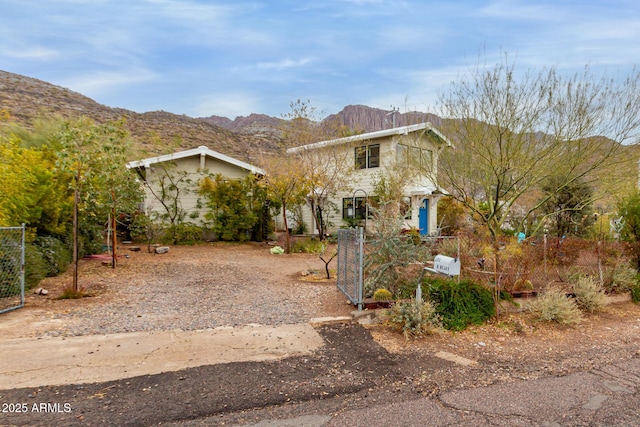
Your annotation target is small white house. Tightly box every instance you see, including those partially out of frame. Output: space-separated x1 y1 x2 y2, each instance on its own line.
127 146 263 224
286 123 453 235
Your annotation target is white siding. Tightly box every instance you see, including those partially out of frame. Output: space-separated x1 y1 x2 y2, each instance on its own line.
295 129 444 236
140 155 256 225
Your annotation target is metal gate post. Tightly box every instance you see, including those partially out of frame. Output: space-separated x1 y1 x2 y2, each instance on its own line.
356 226 364 311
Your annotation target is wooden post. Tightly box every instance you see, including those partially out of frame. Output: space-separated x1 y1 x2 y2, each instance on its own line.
72 186 79 292
111 206 117 268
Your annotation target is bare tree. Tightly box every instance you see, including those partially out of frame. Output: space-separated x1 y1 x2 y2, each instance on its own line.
436 56 640 241
281 100 356 239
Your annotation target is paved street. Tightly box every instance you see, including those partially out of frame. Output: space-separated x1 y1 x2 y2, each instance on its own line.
1 321 639 426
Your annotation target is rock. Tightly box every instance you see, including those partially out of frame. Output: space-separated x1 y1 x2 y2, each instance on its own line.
34 288 49 295
155 246 170 254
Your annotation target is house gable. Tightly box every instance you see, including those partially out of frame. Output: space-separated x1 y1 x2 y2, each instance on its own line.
127 146 263 225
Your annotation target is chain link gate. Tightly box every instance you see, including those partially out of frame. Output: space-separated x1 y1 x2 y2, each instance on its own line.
0 225 25 314
336 227 364 310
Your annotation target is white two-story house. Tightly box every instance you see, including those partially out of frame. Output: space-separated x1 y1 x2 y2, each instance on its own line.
286 122 453 236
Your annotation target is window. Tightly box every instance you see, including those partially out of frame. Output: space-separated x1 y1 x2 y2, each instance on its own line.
343 197 380 219
397 144 433 168
343 197 367 219
355 144 380 169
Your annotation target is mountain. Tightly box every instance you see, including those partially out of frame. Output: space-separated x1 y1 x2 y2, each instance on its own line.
325 104 442 133
1 70 452 163
0 70 279 162
202 105 443 136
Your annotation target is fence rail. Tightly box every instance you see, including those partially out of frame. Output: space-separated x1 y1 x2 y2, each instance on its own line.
0 225 25 314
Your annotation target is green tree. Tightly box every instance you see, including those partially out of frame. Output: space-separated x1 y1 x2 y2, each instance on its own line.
617 190 640 270
259 154 310 253
200 174 260 241
0 119 72 236
540 177 595 237
55 117 143 289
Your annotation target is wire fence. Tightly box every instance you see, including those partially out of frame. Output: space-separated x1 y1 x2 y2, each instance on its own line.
457 234 633 294
0 225 25 314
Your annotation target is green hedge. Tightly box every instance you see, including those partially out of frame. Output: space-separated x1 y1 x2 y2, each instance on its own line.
422 277 495 331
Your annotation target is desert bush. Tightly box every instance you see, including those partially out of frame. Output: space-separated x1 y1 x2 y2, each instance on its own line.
424 277 495 331
373 288 393 301
57 286 87 299
571 275 608 313
529 287 582 324
364 219 429 296
603 261 637 293
387 298 442 338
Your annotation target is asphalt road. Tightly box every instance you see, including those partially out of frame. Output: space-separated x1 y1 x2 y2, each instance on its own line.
1 322 639 427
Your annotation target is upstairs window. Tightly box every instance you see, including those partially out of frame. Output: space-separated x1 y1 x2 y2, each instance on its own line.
397 144 432 169
355 144 380 169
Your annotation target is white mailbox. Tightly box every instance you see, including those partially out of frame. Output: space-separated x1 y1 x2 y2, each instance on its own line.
433 254 461 276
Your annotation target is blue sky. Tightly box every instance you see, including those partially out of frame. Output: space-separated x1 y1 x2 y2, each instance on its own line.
2 0 640 119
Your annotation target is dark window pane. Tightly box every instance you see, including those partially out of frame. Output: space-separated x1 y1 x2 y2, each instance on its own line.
368 144 380 168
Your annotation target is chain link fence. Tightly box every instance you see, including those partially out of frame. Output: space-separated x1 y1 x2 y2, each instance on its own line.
336 227 364 310
0 225 25 314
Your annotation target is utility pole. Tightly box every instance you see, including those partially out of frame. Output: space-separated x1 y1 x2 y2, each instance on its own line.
386 106 399 128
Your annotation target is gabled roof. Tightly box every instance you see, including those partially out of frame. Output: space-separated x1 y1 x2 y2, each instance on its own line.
127 145 264 175
286 122 453 154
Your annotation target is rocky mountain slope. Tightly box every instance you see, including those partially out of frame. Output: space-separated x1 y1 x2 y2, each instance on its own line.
0 70 279 162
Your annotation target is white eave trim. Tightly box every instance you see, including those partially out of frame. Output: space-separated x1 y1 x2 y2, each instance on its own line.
286 122 453 154
127 145 264 175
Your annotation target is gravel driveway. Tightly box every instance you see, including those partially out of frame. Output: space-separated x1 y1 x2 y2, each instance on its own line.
8 243 351 338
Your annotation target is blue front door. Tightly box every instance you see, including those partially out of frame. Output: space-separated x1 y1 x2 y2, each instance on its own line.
418 198 428 235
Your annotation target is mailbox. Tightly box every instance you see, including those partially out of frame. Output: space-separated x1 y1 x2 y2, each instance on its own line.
433 254 460 276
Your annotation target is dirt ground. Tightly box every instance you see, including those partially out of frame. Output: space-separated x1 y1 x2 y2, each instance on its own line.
1 242 640 426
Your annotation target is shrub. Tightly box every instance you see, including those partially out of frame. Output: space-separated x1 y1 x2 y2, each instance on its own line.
24 243 48 290
58 286 87 299
33 235 72 277
165 223 205 244
373 288 393 301
364 212 429 296
529 287 582 324
387 298 442 338
291 237 324 254
571 275 608 313
604 261 637 293
424 278 495 331
631 278 640 304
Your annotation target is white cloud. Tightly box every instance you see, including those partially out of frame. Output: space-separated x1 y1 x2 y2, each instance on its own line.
254 58 313 71
1 46 60 61
58 69 159 97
